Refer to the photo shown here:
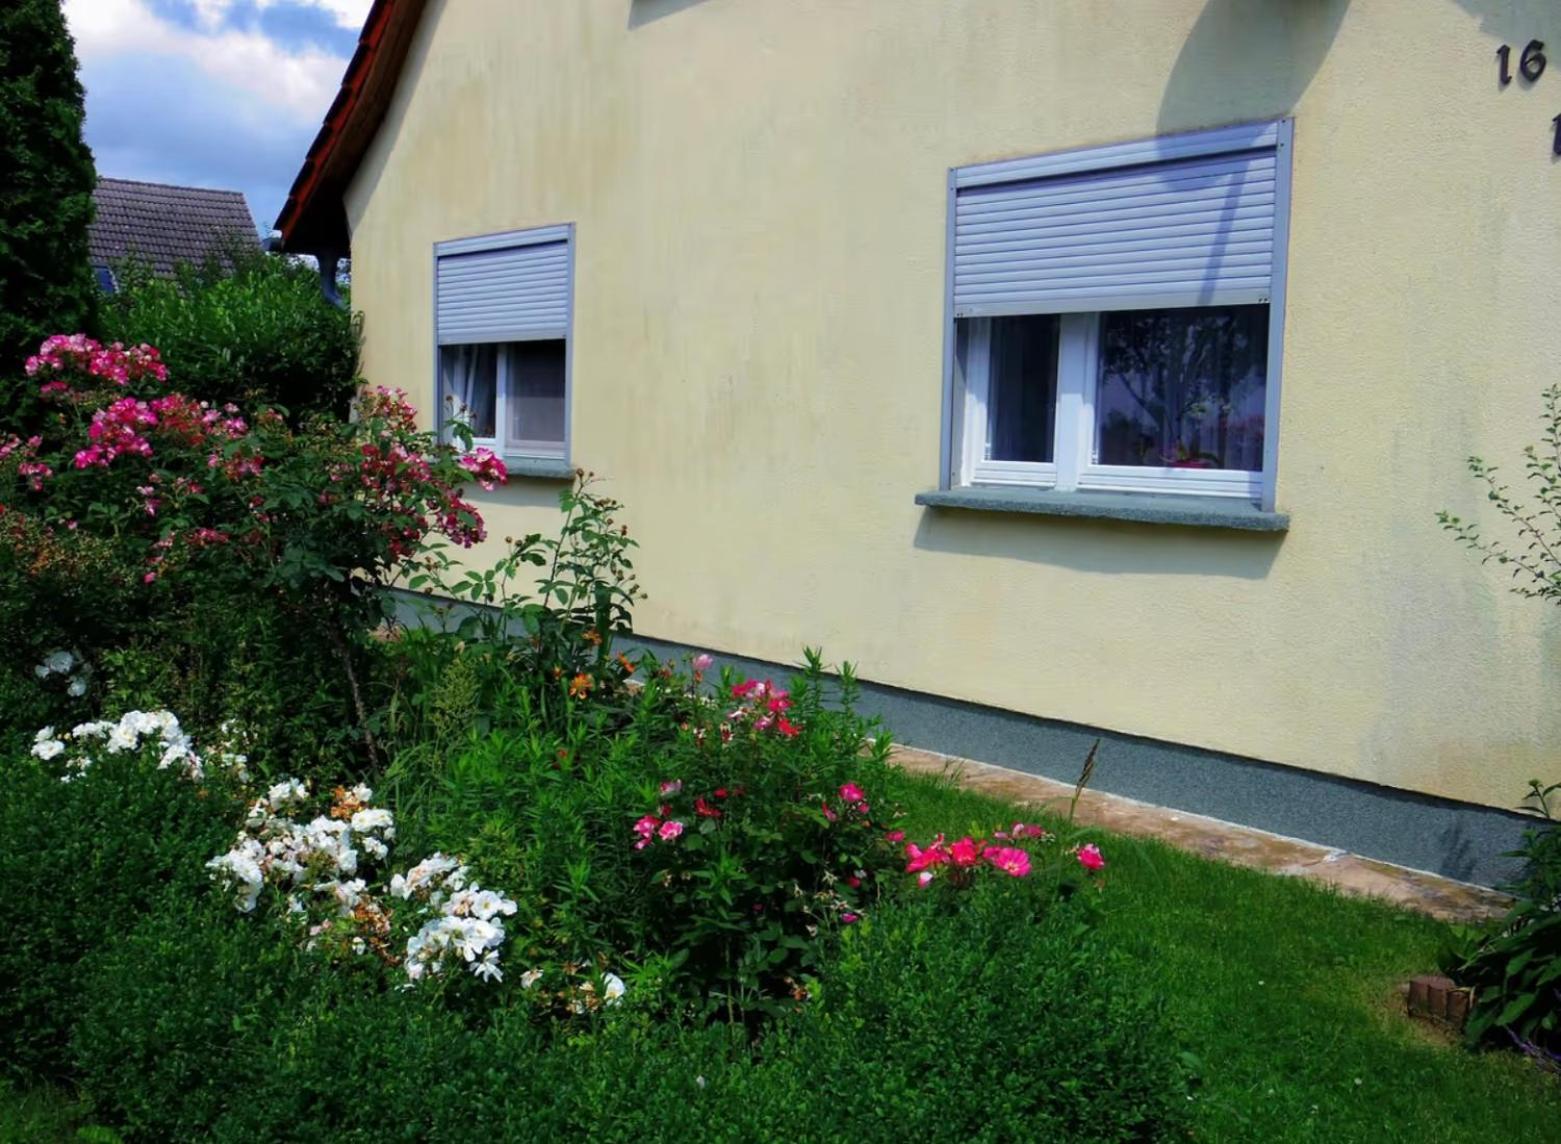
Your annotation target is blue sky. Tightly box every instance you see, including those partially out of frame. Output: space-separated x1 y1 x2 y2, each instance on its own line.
63 0 372 233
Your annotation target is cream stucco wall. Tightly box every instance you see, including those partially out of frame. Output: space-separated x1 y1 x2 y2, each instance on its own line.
344 0 1561 810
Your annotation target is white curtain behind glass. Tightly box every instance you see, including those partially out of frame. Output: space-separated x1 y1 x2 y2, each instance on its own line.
439 345 498 440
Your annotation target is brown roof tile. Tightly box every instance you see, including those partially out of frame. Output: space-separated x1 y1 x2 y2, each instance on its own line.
89 177 259 278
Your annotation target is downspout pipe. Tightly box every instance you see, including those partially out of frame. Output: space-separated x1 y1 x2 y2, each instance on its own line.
317 249 344 309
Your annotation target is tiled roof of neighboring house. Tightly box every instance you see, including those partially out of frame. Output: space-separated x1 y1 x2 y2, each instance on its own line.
89 177 259 279
278 0 427 253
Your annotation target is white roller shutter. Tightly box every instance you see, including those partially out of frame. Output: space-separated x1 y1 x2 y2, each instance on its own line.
952 122 1281 317
436 229 570 345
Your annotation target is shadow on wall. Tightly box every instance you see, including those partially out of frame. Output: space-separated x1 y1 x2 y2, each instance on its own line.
628 0 711 30
1450 0 1561 43
1157 0 1351 134
1160 0 1561 134
912 510 1283 580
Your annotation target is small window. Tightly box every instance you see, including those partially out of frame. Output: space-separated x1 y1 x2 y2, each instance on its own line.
434 225 573 462
945 122 1291 503
439 341 566 458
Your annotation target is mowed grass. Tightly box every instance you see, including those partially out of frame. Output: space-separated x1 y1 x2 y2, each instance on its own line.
5 770 1556 1143
895 772 1559 1143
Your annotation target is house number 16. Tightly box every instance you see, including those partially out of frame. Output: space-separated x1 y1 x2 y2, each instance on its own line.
1495 40 1561 156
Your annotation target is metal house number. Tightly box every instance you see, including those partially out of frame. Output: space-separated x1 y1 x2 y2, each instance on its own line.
1494 40 1561 155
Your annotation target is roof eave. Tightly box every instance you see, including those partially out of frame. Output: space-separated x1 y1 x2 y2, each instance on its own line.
276 0 427 254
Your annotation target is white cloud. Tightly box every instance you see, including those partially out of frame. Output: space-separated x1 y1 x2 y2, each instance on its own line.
65 0 348 122
62 0 364 226
190 0 372 32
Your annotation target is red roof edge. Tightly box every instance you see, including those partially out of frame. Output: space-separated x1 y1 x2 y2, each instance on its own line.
277 0 427 253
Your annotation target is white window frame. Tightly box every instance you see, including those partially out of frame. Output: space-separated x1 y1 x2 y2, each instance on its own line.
433 224 574 464
940 121 1292 509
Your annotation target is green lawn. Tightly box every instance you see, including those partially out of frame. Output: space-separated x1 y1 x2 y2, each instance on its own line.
6 771 1556 1143
895 774 1558 1143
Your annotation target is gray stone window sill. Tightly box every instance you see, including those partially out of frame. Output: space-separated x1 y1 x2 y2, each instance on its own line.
915 487 1289 532
503 457 576 480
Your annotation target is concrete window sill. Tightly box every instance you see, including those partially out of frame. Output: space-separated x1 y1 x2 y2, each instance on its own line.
914 487 1289 532
503 457 576 480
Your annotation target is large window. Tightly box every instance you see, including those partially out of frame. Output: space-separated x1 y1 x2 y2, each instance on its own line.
434 225 573 461
945 122 1291 503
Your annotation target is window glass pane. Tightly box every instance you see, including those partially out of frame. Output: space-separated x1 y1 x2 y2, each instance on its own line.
1094 305 1267 471
986 314 1058 463
507 340 566 456
439 344 498 439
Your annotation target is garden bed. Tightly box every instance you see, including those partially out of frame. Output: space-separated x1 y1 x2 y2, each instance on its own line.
3 767 1558 1141
1 328 1557 1141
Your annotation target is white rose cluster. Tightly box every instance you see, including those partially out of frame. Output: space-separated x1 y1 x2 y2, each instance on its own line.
208 786 518 985
394 853 518 984
34 648 90 698
208 780 395 915
30 709 246 784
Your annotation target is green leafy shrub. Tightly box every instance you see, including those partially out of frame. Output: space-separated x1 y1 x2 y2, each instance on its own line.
391 649 907 1019
72 896 306 1141
99 250 360 421
0 345 502 773
1441 780 1561 1069
1440 389 1561 1066
768 878 1187 1140
180 888 1184 1142
0 711 246 1079
388 473 646 749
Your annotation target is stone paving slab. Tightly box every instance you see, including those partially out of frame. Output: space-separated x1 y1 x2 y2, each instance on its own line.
890 745 1512 925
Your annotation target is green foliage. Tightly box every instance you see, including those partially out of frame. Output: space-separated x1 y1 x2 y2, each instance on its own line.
768 879 1188 1140
392 473 646 744
1439 388 1561 1068
71 898 305 1141
99 250 361 421
0 0 98 409
0 373 490 775
390 649 904 1019
91 890 1184 1143
1440 383 1561 602
1442 780 1561 1069
0 735 243 1079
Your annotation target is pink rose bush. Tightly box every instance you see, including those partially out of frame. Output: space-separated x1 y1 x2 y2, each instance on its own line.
2 335 500 588
603 653 910 1013
2 336 507 725
26 334 167 391
898 822 1104 891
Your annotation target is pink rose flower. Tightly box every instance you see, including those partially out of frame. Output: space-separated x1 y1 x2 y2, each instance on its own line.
985 846 1031 878
659 779 683 796
948 836 984 868
658 820 685 841
692 654 714 672
841 913 859 925
839 782 865 804
1077 843 1105 872
904 837 949 873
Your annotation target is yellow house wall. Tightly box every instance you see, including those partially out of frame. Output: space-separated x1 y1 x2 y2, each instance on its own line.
344 0 1561 811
